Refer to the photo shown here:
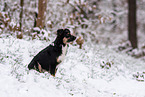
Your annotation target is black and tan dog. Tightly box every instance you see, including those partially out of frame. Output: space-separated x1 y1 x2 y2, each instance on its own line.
28 29 76 76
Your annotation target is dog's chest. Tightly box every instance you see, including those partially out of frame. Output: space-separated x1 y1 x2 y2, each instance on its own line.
57 45 68 63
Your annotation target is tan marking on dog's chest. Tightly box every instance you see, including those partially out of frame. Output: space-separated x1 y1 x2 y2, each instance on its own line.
57 44 68 63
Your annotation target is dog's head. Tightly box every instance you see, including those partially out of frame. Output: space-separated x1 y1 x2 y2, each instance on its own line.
57 29 76 44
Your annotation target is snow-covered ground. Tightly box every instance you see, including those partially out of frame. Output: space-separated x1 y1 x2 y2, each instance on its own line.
0 36 145 97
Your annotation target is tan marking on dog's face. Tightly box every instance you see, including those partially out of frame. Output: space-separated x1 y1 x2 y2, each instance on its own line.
63 37 68 44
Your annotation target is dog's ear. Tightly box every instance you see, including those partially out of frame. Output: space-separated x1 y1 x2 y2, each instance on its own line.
57 29 63 35
64 29 70 33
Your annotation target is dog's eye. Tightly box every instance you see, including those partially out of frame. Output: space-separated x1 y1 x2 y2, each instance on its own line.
66 34 70 38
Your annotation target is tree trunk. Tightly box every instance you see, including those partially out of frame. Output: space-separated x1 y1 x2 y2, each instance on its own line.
36 0 47 29
19 0 24 31
16 0 24 39
128 0 137 48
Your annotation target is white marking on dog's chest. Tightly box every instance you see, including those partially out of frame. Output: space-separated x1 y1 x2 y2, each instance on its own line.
57 45 68 63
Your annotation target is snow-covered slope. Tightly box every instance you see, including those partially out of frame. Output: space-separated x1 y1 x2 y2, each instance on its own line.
0 36 145 97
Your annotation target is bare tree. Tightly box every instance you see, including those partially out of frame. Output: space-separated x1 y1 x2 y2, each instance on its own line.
36 0 47 29
19 0 24 31
128 0 137 48
15 0 24 39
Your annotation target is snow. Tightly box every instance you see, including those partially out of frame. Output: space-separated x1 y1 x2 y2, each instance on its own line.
33 27 40 31
0 36 145 97
1 0 145 96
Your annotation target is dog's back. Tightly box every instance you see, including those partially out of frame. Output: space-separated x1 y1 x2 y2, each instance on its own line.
28 45 62 75
28 46 50 70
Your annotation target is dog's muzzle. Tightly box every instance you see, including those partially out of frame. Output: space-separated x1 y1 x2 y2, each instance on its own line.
67 35 76 42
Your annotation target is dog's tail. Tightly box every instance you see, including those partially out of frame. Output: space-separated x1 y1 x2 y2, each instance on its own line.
28 59 37 70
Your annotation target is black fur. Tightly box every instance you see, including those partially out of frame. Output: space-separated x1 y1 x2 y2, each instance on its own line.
28 29 76 76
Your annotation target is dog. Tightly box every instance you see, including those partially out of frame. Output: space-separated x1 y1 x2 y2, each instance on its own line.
28 29 76 76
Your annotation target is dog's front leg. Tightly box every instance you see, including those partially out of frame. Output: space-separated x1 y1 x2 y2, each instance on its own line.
49 65 57 77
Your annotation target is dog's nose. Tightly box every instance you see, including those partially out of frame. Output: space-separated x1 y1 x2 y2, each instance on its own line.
73 36 76 40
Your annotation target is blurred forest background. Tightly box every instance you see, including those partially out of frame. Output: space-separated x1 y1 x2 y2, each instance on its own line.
0 0 145 60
